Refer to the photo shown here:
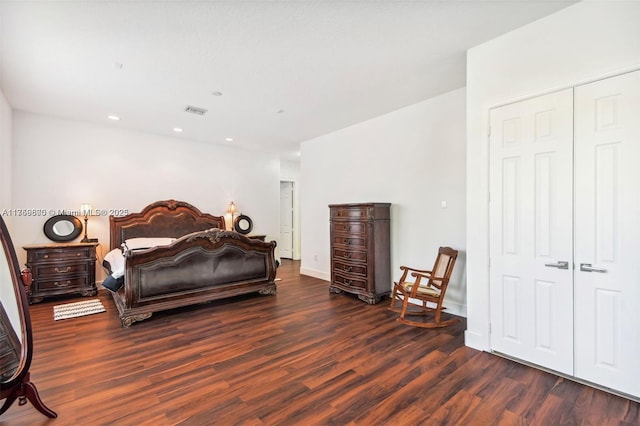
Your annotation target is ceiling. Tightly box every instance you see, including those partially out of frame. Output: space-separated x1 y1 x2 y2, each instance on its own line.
0 1 577 161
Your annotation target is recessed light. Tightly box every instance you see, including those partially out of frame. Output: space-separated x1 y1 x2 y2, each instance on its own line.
173 127 183 133
225 137 233 142
276 109 285 114
107 115 120 121
212 91 223 96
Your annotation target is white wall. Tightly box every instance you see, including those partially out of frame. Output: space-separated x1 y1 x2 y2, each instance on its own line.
466 1 640 350
301 88 467 315
280 159 301 260
0 89 12 220
11 112 281 282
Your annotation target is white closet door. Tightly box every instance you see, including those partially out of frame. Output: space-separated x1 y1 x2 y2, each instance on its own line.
574 70 640 397
489 89 574 374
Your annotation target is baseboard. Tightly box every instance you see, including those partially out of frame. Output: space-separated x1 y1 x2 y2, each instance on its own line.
401 295 466 317
442 300 466 318
299 267 330 281
465 330 490 351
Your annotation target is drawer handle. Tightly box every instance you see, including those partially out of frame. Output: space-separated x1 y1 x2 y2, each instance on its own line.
344 253 351 259
76 253 82 257
54 266 72 273
44 254 49 259
343 266 352 272
344 239 351 245
54 280 71 287
344 279 352 285
343 225 351 231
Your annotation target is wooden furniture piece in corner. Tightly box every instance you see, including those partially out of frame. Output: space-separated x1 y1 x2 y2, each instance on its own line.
329 203 391 304
23 242 98 304
0 302 20 381
0 215 56 418
389 246 459 328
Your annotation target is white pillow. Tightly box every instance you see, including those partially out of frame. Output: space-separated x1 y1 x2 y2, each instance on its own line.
104 248 125 278
122 237 176 251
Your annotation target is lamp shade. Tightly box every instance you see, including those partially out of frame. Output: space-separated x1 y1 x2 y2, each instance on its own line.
227 202 237 214
80 203 92 217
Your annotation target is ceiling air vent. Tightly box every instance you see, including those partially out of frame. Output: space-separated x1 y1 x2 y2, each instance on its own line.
184 105 208 115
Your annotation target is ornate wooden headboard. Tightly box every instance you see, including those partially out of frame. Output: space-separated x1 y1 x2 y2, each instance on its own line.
109 200 225 250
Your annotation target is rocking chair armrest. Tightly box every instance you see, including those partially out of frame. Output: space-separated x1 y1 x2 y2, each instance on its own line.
410 271 433 280
410 271 446 289
399 266 433 274
398 265 432 283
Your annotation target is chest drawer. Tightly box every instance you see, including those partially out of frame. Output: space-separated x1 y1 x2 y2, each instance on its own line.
330 207 369 220
332 261 367 277
332 235 366 248
333 272 367 289
333 248 367 263
331 221 366 235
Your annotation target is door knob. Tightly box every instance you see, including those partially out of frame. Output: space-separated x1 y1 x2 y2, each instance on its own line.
544 261 569 269
580 263 607 273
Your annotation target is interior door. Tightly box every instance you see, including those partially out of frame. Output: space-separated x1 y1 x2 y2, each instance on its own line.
280 181 294 259
489 89 574 374
574 70 640 397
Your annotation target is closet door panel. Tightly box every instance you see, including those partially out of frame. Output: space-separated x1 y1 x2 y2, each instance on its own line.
574 70 640 398
489 89 574 374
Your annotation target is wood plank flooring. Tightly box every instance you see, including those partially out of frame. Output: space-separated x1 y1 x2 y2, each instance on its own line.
2 260 639 425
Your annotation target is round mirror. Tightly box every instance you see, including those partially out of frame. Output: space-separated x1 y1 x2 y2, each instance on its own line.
43 215 83 242
233 214 253 235
53 220 74 236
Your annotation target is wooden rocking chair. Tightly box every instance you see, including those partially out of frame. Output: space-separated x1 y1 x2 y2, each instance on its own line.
389 246 459 328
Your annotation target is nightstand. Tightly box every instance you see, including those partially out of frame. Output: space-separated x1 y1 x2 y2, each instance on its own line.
23 242 98 304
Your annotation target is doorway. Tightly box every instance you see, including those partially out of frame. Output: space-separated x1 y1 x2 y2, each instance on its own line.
280 181 294 259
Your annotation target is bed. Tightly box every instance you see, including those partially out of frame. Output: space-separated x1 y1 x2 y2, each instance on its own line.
105 200 277 327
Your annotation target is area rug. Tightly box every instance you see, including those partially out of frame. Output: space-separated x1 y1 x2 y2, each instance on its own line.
53 299 106 320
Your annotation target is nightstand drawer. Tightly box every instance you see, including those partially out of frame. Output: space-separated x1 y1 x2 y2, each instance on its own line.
38 275 89 291
34 262 90 278
30 247 93 262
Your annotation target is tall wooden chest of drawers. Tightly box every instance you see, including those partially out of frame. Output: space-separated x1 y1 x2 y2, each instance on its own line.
23 242 98 304
329 203 391 304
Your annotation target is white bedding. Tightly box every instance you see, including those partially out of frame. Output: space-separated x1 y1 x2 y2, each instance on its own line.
122 237 176 251
104 248 125 278
105 237 176 278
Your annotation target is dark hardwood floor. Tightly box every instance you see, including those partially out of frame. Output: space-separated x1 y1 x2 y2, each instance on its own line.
1 259 639 425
